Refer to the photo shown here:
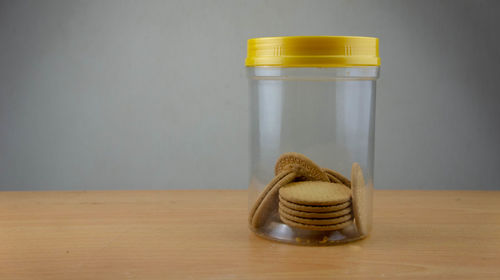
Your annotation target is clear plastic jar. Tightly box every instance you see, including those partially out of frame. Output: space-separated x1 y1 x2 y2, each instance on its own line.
246 36 380 245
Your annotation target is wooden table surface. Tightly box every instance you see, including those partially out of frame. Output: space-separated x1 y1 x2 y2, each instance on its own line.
1 190 499 279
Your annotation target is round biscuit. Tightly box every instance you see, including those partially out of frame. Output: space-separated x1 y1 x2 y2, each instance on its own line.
280 215 353 231
279 196 351 212
249 171 297 228
279 181 351 205
275 152 329 182
326 173 342 184
279 203 351 218
351 162 369 236
323 168 351 188
279 209 352 225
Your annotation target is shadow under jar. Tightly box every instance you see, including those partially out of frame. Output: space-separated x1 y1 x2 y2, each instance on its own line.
246 36 380 245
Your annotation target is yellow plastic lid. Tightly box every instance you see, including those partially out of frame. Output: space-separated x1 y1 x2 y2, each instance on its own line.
245 36 380 67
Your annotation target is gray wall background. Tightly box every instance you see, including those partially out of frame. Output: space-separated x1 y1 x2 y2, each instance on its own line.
1 0 499 191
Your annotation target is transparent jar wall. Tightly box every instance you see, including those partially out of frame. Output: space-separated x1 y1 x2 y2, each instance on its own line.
248 67 379 245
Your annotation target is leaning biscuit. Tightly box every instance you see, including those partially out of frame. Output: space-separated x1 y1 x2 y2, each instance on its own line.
279 203 351 218
279 181 351 206
279 197 351 212
280 215 353 231
249 171 297 228
279 209 352 225
275 152 329 182
351 162 369 236
323 168 351 188
325 173 342 184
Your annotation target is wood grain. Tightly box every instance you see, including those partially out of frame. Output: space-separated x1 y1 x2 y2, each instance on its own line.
1 190 499 279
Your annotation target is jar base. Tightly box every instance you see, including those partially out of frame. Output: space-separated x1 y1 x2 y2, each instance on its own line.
249 220 368 246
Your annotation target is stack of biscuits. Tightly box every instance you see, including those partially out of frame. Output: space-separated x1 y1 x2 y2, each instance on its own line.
278 181 353 231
